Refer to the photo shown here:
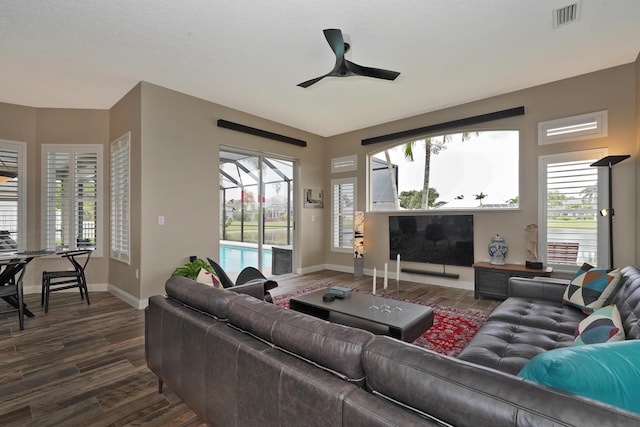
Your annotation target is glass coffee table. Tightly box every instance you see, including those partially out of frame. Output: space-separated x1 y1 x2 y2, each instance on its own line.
290 289 434 342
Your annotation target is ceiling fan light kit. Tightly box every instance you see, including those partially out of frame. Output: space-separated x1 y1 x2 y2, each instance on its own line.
298 28 400 88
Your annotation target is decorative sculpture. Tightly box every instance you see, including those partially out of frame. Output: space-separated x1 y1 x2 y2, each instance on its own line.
525 224 538 261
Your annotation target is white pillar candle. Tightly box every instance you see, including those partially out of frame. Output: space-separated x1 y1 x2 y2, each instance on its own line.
384 263 388 289
397 254 400 283
372 267 377 295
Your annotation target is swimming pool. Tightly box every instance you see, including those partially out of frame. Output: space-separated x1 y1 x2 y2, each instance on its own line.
219 243 272 274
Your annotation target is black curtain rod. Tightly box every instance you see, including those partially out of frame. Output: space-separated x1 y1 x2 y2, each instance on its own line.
217 119 307 147
361 106 525 146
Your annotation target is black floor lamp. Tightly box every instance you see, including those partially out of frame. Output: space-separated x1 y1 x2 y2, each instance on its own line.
590 154 630 270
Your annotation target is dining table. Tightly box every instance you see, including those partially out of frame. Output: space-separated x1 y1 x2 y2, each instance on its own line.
0 249 55 317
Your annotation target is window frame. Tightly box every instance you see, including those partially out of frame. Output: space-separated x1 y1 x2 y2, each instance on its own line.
538 148 608 272
110 133 130 264
331 177 357 253
41 144 103 256
367 129 520 212
0 139 26 251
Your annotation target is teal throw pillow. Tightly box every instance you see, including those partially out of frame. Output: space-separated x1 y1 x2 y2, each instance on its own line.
574 305 625 346
518 340 640 414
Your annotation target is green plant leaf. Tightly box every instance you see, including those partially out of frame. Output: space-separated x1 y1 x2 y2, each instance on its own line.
171 258 213 280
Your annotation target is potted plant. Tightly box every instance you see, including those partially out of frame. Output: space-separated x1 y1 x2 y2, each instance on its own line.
171 258 213 281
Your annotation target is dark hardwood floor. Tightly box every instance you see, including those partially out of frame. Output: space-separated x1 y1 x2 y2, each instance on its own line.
0 270 500 426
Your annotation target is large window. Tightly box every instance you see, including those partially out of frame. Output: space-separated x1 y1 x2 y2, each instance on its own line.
42 145 102 255
0 139 25 251
369 130 519 211
539 149 607 269
110 133 130 263
331 177 356 252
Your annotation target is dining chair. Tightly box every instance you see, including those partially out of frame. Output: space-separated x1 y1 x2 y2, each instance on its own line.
41 249 93 313
0 259 28 330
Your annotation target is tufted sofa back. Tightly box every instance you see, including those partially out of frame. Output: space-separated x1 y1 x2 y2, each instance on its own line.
610 265 640 339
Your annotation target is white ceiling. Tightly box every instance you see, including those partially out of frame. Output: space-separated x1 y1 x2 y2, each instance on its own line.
1 1 639 137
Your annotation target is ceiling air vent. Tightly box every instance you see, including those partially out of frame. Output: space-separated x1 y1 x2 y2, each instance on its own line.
553 1 582 28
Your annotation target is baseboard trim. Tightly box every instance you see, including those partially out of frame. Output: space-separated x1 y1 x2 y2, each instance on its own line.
296 264 328 275
23 282 147 310
108 284 148 310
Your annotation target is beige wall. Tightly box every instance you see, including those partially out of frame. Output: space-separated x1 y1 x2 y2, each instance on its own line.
324 64 638 288
0 104 110 289
109 83 142 299
132 83 326 299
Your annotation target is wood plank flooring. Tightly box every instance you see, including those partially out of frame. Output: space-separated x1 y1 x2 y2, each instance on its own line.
0 270 500 426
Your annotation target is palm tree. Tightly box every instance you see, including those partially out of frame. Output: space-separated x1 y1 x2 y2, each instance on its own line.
474 192 488 206
402 132 477 209
403 137 446 209
580 185 597 205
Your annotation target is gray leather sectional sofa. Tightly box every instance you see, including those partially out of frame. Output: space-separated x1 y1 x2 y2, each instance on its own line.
145 271 640 426
458 265 640 374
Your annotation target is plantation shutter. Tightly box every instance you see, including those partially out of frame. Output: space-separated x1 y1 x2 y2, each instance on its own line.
0 145 22 251
543 157 599 266
76 151 98 249
44 152 71 250
110 133 130 263
43 145 102 253
331 178 356 251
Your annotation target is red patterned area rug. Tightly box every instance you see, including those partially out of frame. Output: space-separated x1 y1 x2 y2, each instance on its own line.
272 283 487 357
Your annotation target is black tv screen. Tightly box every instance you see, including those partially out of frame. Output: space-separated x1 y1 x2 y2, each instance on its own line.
389 215 474 267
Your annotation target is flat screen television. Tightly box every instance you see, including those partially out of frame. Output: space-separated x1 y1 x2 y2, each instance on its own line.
389 215 474 267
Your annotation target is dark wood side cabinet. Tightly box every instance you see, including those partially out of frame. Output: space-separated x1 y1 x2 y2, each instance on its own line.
473 262 552 299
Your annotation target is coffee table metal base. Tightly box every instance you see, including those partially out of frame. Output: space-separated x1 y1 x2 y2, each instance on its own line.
290 289 434 342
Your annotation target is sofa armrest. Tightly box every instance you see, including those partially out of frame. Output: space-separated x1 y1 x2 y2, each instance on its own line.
230 278 278 301
508 277 569 301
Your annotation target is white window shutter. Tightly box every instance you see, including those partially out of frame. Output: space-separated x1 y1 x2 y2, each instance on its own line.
110 133 130 263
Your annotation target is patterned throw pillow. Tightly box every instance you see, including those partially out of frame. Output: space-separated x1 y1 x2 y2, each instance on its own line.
563 267 620 314
196 268 223 289
574 305 625 346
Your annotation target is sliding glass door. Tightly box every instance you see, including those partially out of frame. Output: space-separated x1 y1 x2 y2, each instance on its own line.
219 149 294 278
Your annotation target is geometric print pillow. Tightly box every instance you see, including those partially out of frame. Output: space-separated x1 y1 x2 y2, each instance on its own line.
196 267 224 289
563 267 620 314
574 305 625 346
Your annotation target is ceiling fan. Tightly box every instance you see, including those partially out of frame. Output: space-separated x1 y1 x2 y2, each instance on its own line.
297 28 401 88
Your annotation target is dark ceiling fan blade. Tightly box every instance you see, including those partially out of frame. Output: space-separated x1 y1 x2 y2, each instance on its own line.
297 28 401 88
345 60 400 81
323 28 346 61
297 75 327 88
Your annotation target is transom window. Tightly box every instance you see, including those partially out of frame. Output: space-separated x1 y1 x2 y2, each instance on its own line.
369 130 519 211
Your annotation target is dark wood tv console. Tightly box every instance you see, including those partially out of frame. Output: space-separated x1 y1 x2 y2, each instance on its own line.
473 262 552 300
